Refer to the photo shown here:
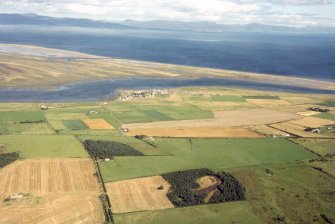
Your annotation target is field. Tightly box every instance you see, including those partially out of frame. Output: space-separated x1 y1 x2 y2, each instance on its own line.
99 138 317 182
106 176 174 213
124 108 301 129
270 122 324 137
314 112 335 121
0 135 88 158
0 110 45 122
0 123 55 135
125 127 264 138
292 138 335 156
211 95 246 102
63 120 87 130
82 119 114 130
0 158 103 224
289 116 335 128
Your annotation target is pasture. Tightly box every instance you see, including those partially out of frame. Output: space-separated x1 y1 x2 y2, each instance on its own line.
0 122 55 135
314 112 335 121
63 120 87 130
99 138 317 182
292 138 335 156
0 135 88 158
211 95 246 102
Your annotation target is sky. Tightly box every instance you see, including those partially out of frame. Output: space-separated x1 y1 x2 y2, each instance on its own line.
1 0 335 27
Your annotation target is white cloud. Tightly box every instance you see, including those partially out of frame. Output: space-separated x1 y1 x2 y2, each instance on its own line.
0 0 334 26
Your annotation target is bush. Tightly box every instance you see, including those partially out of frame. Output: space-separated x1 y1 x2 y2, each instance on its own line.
83 140 143 159
0 152 20 169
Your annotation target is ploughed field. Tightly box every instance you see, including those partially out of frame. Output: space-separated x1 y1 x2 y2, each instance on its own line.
0 87 334 224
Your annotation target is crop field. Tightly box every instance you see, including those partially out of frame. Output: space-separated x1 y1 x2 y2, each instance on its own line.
0 158 99 194
114 201 264 224
124 108 301 129
0 123 55 135
82 119 114 129
126 127 264 138
211 95 246 102
0 195 104 224
249 125 289 136
296 111 320 116
246 99 291 106
0 110 45 122
63 120 88 130
99 138 317 182
106 176 174 213
0 135 88 158
110 105 213 124
243 95 280 99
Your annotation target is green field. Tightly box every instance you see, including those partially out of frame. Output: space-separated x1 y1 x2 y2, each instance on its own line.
63 120 87 130
320 100 335 107
243 95 280 99
0 135 88 158
314 112 335 121
99 138 317 182
0 110 45 122
114 201 264 224
211 95 246 102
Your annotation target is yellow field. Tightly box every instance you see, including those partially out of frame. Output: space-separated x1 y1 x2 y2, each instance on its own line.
249 125 290 136
106 176 174 213
82 119 114 130
296 111 321 116
270 122 323 138
126 127 264 138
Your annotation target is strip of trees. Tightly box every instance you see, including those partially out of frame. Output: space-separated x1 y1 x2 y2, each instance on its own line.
162 168 245 207
83 140 143 159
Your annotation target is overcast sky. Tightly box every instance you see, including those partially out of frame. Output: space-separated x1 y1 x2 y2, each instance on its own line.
1 0 335 27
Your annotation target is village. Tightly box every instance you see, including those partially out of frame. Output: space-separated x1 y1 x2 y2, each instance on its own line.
116 89 170 101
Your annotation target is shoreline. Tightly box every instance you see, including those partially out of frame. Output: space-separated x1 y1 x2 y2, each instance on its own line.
0 43 334 91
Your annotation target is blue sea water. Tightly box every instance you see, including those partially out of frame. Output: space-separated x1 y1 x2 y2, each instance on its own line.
0 25 335 81
0 77 334 102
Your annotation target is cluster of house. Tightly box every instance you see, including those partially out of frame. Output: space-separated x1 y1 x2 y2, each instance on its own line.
308 107 330 113
116 89 169 101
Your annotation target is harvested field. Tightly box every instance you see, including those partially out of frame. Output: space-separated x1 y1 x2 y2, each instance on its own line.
270 122 323 138
0 195 104 224
124 109 301 129
126 127 264 138
289 117 335 128
296 111 321 116
106 176 174 213
82 119 114 130
0 158 99 194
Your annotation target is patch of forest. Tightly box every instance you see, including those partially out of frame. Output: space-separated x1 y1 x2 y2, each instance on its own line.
0 152 20 169
162 168 246 207
83 140 143 159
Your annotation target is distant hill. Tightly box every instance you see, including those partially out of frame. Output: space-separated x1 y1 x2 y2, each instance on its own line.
121 20 335 33
0 13 132 29
1 13 334 33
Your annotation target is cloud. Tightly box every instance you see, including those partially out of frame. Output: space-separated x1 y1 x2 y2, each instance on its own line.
0 0 334 26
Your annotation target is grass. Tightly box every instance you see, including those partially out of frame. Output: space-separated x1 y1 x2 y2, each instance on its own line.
320 100 335 107
99 138 317 182
63 120 87 130
243 95 280 99
314 112 335 121
211 95 246 102
292 138 335 156
114 201 265 224
0 111 45 122
0 135 88 158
